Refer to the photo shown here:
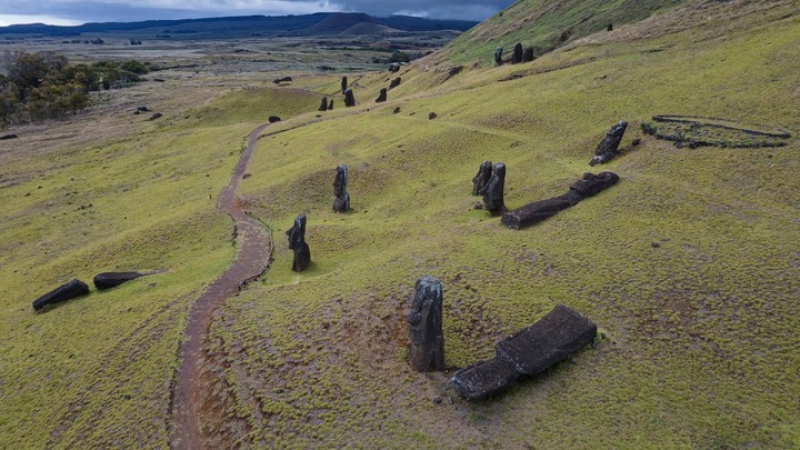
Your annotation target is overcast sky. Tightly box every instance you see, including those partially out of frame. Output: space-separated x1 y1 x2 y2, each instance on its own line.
0 0 517 26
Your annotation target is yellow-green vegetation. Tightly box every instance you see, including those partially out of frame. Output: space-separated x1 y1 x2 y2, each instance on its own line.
2 0 800 448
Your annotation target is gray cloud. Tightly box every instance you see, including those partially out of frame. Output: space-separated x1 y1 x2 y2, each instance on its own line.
0 0 514 25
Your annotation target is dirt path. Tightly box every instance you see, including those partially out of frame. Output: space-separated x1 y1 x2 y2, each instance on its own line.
170 123 272 449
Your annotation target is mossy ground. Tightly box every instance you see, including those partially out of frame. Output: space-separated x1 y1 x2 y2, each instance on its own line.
2 0 799 448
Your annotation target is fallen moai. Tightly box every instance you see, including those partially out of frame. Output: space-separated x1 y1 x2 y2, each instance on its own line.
376 88 387 103
273 76 292 84
501 171 619 230
471 160 493 196
451 304 597 401
407 276 445 372
479 162 507 216
286 213 311 272
344 89 356 107
268 116 281 123
332 164 350 213
32 279 90 311
589 120 628 166
93 272 144 290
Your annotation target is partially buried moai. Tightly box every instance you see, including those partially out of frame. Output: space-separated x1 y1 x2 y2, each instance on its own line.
479 162 507 216
407 276 445 372
344 88 355 107
471 160 493 196
286 213 311 272
332 164 350 213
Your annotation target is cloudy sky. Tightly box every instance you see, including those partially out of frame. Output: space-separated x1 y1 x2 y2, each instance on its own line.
0 0 517 26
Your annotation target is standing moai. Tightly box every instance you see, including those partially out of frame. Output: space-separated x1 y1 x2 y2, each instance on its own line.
376 88 387 103
332 164 350 213
407 276 445 372
472 160 493 196
318 96 329 112
341 76 348 94
494 47 504 66
607 23 613 32
344 88 356 107
589 120 628 166
328 99 334 110
479 162 507 216
523 47 535 63
511 43 523 64
286 213 311 272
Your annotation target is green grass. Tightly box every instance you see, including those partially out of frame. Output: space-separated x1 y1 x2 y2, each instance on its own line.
2 0 800 448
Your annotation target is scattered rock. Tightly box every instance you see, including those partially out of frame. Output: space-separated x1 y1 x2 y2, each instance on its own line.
428 112 438 120
651 242 661 248
32 279 90 311
393 107 401 114
589 120 628 166
93 272 144 290
408 276 445 372
445 66 463 81
478 162 507 216
286 213 310 272
375 88 387 103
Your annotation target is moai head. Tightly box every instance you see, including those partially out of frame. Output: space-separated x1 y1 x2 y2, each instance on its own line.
285 213 307 250
472 160 493 196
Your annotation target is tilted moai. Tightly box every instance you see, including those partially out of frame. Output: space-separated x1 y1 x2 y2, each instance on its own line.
375 88 387 103
332 164 350 213
479 162 507 216
472 160 493 196
344 88 356 107
511 43 523 64
589 120 628 166
407 276 445 372
286 213 311 272
341 76 348 94
318 96 329 112
494 47 504 66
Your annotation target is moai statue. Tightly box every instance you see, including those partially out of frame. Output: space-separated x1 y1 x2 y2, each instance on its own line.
318 96 328 112
341 76 348 94
607 23 613 32
285 213 311 272
389 77 401 90
328 99 334 110
375 88 387 103
332 164 350 213
479 162 507 216
523 47 535 63
589 120 628 166
344 88 356 107
511 43 523 64
471 160 493 196
494 47 504 66
407 276 445 372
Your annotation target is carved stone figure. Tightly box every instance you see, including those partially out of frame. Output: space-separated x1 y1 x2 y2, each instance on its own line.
319 97 329 112
389 77 401 90
376 88 387 103
344 89 356 107
332 164 350 213
341 76 348 94
494 47 503 66
523 47 535 62
479 162 507 216
328 99 334 110
93 272 144 290
607 22 613 32
590 120 628 166
407 276 445 372
285 214 311 272
32 279 90 311
471 160 493 196
511 43 523 64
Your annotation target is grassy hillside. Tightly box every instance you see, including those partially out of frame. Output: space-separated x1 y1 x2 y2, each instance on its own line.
1 0 799 448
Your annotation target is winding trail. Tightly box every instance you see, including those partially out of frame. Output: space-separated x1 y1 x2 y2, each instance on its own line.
170 123 272 449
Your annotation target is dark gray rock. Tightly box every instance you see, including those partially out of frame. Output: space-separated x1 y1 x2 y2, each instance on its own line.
332 164 350 213
478 162 507 216
471 160 493 196
286 214 310 272
495 305 597 376
376 88 387 103
93 272 144 290
407 276 445 372
344 89 356 107
590 120 628 166
450 358 520 401
32 279 90 311
319 97 329 112
389 78 401 90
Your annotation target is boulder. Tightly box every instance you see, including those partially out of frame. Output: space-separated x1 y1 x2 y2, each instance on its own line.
590 120 628 166
93 272 144 290
407 276 445 372
32 279 90 311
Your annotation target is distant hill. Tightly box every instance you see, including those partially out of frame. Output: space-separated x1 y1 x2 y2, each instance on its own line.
0 13 478 39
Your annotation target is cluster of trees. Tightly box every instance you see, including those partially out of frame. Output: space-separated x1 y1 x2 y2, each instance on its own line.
0 51 149 125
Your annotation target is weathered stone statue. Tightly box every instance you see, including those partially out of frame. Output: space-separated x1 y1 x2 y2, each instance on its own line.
32 279 90 311
407 276 445 372
511 43 523 64
494 47 503 66
318 96 328 112
479 162 507 216
471 160 493 196
389 77 401 90
607 22 613 32
523 47 535 62
590 120 628 166
286 214 311 272
93 272 144 290
376 88 387 103
328 99 334 110
344 88 356 107
341 76 348 94
332 164 350 213
389 62 401 73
